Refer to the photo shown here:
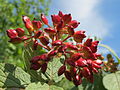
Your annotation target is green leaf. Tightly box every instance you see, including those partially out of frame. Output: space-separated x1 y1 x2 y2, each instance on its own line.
25 82 49 90
50 85 64 90
103 71 120 90
25 82 63 90
46 57 64 83
0 63 31 88
56 78 83 90
55 78 75 90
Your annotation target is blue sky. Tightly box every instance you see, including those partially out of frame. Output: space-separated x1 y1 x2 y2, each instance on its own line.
49 0 120 57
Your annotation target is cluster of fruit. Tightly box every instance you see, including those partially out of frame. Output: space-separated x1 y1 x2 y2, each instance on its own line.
7 11 103 86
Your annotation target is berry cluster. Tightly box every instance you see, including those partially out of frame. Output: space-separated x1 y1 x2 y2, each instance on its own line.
102 54 118 73
6 11 103 86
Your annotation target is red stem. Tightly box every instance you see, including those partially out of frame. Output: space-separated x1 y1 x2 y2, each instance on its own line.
38 43 49 50
47 24 52 28
62 35 71 42
23 36 34 41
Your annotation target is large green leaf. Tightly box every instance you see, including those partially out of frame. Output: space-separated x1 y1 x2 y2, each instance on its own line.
25 82 63 90
46 57 64 83
55 78 75 90
0 63 31 88
50 85 64 90
103 71 120 90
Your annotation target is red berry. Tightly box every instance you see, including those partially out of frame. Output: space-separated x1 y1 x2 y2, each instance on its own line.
41 14 48 25
92 62 101 69
75 58 87 67
82 67 91 78
58 45 67 53
71 53 82 61
90 41 99 53
44 28 56 35
62 14 72 24
39 36 49 46
7 29 18 38
34 30 42 38
58 11 64 17
30 55 41 63
22 16 34 33
32 20 42 30
56 21 64 31
30 63 41 70
69 20 80 28
33 40 38 50
73 74 82 86
92 67 98 73
67 59 75 67
64 42 78 50
48 50 57 57
73 31 86 43
90 45 97 53
58 65 66 76
9 37 22 44
64 71 72 81
84 38 92 47
39 54 49 61
52 40 62 46
93 60 103 65
70 67 77 76
16 28 25 37
67 25 74 35
41 63 47 73
51 15 61 24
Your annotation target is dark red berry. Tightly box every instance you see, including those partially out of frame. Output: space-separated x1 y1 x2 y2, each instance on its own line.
58 65 66 76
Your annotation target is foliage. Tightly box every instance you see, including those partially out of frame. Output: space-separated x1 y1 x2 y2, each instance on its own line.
26 82 63 90
0 44 120 90
103 71 120 90
0 63 31 88
56 74 106 90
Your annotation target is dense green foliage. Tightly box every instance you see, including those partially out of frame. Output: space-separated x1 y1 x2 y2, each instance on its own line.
0 63 120 90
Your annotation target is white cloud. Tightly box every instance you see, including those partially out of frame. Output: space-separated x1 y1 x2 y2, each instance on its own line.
50 0 111 38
